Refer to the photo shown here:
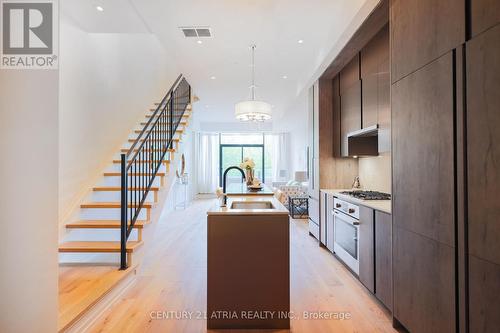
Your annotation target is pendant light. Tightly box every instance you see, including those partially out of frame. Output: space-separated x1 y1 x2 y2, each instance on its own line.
235 45 272 122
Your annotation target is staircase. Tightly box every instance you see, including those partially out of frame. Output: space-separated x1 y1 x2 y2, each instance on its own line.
58 75 192 269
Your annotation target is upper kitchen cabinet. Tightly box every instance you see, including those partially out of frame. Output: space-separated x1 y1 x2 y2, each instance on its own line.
361 24 390 152
471 0 500 37
390 0 464 83
339 54 361 93
339 55 362 157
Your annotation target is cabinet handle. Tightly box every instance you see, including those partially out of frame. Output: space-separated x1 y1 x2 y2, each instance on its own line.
348 208 355 214
336 203 341 208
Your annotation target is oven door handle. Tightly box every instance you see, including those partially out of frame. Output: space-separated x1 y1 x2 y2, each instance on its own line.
332 209 360 226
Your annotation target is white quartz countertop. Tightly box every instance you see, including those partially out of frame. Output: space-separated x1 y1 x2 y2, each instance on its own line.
207 195 289 216
321 189 392 215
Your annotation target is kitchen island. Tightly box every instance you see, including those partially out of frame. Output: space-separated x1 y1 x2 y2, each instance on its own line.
206 193 290 329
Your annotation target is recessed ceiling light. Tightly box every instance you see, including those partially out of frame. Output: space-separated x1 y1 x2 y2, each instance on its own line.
96 6 104 12
297 39 304 44
197 40 203 44
210 76 216 80
282 75 288 79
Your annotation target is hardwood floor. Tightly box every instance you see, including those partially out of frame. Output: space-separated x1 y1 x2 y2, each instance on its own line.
87 199 395 332
58 264 136 332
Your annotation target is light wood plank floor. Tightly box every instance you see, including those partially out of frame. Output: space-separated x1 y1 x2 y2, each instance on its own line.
87 199 397 333
59 264 135 332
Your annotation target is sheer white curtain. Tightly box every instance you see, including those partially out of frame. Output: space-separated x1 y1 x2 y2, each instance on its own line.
197 133 220 193
265 133 291 183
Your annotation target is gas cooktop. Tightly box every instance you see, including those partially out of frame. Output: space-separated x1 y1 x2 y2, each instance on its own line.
340 190 391 200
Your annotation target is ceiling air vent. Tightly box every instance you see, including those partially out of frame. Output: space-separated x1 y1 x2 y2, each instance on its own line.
180 26 212 38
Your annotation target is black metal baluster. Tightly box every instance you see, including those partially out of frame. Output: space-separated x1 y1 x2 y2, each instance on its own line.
120 76 190 268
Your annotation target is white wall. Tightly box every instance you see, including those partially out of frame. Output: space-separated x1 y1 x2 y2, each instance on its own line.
58 17 180 224
0 71 59 333
274 91 308 176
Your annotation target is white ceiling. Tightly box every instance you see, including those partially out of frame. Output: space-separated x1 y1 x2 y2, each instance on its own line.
62 0 374 125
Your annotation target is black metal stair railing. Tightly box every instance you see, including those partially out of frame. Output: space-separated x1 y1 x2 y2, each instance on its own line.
120 75 191 269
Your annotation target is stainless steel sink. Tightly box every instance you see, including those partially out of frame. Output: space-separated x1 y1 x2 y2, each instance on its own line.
230 201 275 209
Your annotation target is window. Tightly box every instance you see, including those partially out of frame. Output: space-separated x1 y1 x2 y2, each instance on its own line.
219 133 265 185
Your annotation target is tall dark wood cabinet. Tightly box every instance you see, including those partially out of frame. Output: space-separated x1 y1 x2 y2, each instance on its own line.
391 0 500 332
390 0 464 83
466 23 500 333
471 0 500 37
391 53 457 333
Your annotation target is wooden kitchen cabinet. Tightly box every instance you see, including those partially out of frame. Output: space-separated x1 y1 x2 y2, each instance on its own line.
391 51 456 331
332 76 341 158
358 206 374 293
374 211 392 310
339 54 360 93
361 24 390 152
466 23 500 332
471 0 500 37
468 256 500 332
361 25 385 128
393 227 456 333
467 23 500 269
339 55 361 157
392 53 455 247
390 0 464 83
340 82 361 157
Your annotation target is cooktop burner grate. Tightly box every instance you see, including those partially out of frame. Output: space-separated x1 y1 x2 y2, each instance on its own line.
340 190 391 200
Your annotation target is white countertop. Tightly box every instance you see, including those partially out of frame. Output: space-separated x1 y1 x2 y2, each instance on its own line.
320 189 392 214
207 195 289 216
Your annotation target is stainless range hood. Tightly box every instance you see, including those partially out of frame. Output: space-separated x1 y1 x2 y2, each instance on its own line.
347 124 379 157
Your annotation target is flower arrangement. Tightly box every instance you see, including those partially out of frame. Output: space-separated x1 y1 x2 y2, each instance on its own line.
240 157 255 185
239 157 256 170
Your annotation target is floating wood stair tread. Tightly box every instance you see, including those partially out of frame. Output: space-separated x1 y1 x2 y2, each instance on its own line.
149 108 193 113
93 186 159 192
134 128 184 134
134 125 187 134
103 171 166 176
66 220 146 229
58 241 143 253
128 138 180 143
141 121 189 126
119 148 175 153
80 202 153 209
111 159 170 164
145 113 190 118
154 103 192 107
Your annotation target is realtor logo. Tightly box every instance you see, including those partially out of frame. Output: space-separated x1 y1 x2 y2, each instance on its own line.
1 0 58 69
